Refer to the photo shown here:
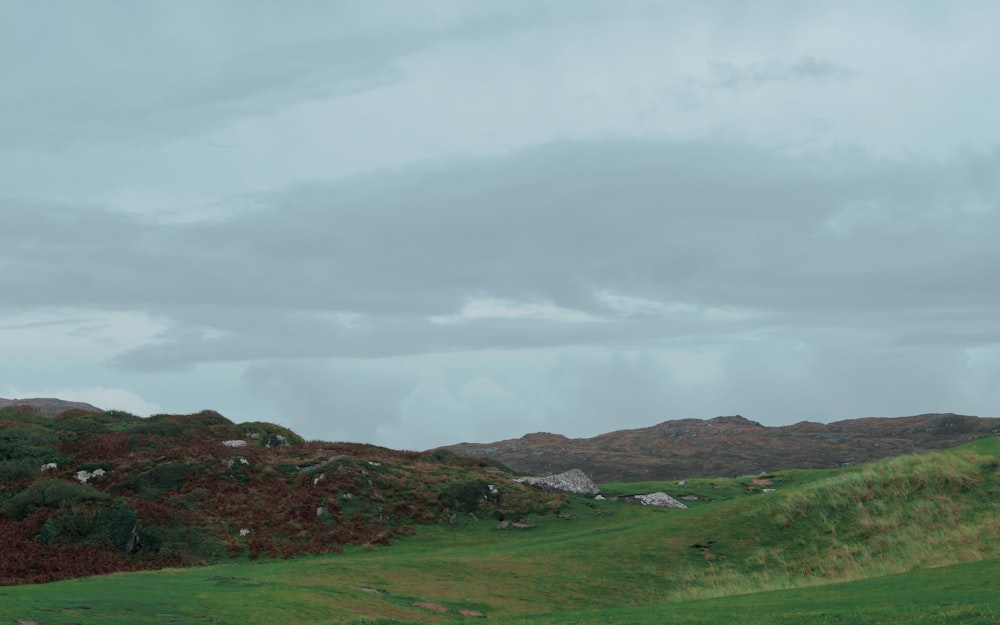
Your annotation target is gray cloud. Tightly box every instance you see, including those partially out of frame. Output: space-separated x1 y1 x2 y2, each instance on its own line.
4 2 1000 447
0 2 478 149
4 138 999 374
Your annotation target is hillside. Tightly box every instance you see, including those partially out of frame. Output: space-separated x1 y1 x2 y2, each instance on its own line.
0 405 563 585
2 438 998 623
441 413 1000 481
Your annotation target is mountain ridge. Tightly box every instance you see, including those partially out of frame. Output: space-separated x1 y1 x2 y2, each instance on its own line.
0 397 103 417
440 413 1000 482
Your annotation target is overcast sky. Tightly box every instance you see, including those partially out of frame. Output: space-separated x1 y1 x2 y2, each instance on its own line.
3 1 999 450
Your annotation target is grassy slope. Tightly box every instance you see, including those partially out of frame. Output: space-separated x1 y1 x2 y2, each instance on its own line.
2 437 998 625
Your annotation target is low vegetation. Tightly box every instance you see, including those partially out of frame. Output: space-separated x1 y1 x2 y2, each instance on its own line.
0 406 563 584
1 404 998 623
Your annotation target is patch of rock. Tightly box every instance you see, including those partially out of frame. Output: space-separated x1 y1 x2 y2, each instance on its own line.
622 492 688 509
513 468 600 495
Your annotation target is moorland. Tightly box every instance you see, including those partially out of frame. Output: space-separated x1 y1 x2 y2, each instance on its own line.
1 402 999 624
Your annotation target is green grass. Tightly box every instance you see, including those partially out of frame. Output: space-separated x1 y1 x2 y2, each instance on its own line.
486 558 1000 625
1 438 998 624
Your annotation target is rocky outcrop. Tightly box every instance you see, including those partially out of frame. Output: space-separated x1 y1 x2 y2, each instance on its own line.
514 468 600 495
622 492 687 509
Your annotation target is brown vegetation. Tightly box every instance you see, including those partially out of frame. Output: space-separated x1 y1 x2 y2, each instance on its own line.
441 413 1000 481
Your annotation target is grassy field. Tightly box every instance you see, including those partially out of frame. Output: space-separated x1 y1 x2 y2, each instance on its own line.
1 438 998 625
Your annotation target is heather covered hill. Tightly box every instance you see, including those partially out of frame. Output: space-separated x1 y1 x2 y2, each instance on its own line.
0 405 562 585
441 413 1000 482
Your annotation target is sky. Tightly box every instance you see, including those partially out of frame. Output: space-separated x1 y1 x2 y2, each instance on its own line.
2 1 1000 450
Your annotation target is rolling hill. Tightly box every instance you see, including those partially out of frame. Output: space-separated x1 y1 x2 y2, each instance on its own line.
0 404 562 585
440 413 1000 481
1 434 998 624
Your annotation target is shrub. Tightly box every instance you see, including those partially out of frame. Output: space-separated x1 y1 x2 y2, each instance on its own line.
35 497 159 554
0 460 41 482
438 479 490 514
3 478 108 520
51 414 111 436
0 460 38 483
104 409 141 421
0 426 62 465
241 421 305 447
115 462 194 499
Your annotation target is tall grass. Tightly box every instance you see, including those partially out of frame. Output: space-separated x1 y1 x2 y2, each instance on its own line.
669 438 1000 600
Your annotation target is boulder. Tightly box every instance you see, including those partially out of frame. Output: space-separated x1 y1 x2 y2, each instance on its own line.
622 492 688 509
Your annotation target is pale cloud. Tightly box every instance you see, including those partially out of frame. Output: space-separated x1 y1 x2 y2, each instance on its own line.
430 298 600 324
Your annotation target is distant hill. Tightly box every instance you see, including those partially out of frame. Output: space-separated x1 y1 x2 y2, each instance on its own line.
440 413 1000 482
0 397 102 417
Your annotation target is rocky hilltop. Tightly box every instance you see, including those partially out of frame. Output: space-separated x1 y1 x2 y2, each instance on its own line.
441 413 1000 482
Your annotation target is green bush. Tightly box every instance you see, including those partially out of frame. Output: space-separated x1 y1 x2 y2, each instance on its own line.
438 479 491 513
36 497 154 553
123 411 235 440
0 459 38 482
103 409 141 422
241 421 305 447
115 462 194 499
0 426 62 464
3 478 108 520
51 414 111 436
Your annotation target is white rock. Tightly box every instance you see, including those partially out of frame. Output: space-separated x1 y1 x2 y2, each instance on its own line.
40 462 58 472
514 469 600 495
222 440 247 448
624 492 688 509
239 528 251 537
74 468 107 484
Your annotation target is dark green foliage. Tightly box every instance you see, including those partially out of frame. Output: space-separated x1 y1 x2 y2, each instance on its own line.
422 448 513 472
240 421 305 446
103 409 141 421
74 462 114 473
52 416 104 436
47 411 136 439
122 411 234 440
224 457 252 482
0 405 47 423
115 463 194 499
438 479 491 513
0 460 37 482
3 478 108 520
423 449 462 464
33 497 175 556
0 426 64 469
274 463 302 476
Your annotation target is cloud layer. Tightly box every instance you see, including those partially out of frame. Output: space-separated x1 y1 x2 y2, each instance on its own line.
2 2 999 448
